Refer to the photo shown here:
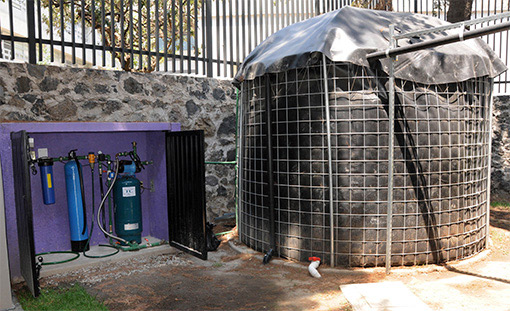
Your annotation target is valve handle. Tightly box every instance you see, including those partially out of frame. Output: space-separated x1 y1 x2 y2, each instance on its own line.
68 149 78 159
88 152 96 164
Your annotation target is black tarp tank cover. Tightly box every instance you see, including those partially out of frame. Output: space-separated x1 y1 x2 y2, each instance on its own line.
233 6 506 86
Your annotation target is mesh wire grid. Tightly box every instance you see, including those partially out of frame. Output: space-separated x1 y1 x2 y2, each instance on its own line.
239 58 492 267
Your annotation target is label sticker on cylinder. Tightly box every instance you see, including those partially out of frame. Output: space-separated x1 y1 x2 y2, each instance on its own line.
124 223 139 230
122 186 136 197
47 173 52 188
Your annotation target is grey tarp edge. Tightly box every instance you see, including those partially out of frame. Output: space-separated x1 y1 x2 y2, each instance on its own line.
233 7 507 87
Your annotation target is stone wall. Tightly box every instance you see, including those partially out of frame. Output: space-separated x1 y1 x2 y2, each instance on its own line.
0 61 237 220
491 95 510 201
3 60 510 213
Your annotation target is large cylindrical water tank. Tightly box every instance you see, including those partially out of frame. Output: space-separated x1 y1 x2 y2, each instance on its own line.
238 61 492 267
235 7 504 267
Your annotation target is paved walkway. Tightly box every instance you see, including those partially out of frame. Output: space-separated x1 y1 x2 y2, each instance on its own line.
341 281 432 311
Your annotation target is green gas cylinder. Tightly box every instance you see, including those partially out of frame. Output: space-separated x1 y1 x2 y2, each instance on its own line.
113 175 142 244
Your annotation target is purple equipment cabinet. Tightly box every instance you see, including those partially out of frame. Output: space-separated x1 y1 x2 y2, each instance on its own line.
1 122 208 297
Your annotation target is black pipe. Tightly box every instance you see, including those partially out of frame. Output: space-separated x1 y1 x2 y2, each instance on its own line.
83 165 95 254
83 162 119 259
97 152 107 236
367 20 510 61
99 169 106 237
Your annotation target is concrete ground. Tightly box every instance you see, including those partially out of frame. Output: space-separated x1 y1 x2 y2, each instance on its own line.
341 281 432 311
38 236 167 279
17 207 510 310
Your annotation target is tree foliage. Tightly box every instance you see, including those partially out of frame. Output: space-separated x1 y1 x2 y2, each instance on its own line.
41 0 200 71
446 0 473 23
351 0 393 11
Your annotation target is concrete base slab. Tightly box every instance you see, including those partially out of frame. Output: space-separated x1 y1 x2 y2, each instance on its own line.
341 281 432 311
39 236 176 278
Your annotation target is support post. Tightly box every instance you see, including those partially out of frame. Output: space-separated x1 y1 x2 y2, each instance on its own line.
264 76 276 264
386 24 396 275
486 79 494 242
322 54 335 267
26 0 37 64
205 0 213 77
237 87 244 241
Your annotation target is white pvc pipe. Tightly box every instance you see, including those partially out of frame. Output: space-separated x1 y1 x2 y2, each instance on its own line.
322 53 335 268
308 260 322 278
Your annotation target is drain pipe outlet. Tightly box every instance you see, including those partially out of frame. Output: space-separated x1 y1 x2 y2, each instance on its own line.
308 257 321 278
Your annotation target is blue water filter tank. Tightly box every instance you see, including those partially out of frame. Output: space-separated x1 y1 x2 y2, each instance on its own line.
64 160 89 252
38 159 55 205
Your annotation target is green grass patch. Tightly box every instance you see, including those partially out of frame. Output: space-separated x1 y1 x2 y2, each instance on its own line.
490 201 510 209
17 283 108 311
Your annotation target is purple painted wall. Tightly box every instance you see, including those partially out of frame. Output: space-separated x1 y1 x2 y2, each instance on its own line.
1 122 180 281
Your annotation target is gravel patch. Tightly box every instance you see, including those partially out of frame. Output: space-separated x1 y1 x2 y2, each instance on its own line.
43 253 193 285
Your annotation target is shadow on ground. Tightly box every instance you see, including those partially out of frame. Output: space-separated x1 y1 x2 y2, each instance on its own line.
35 242 379 310
23 204 510 310
490 208 510 231
442 264 510 285
81 247 379 310
90 265 285 310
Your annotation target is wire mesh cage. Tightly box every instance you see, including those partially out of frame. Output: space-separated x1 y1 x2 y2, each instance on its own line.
239 58 492 267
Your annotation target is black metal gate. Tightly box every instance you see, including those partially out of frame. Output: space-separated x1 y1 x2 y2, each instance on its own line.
166 130 207 260
11 131 39 297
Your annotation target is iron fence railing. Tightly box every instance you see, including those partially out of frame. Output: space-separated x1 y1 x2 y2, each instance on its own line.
1 0 208 74
0 1 509 91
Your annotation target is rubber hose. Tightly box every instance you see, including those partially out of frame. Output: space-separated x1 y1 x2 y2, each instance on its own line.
84 244 119 258
83 166 119 258
35 251 80 265
96 157 129 245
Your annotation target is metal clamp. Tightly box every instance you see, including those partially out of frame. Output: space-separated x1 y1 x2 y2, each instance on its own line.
459 22 465 41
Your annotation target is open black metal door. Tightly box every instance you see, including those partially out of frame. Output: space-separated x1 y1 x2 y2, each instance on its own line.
166 130 207 260
11 131 39 297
